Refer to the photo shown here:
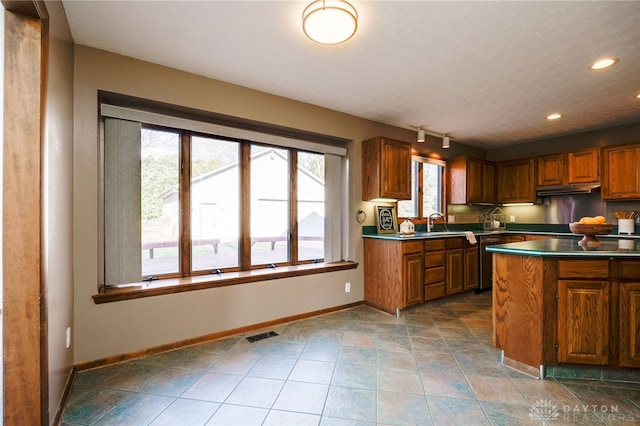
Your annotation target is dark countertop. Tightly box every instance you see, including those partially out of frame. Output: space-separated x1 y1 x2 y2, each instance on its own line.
486 238 640 257
362 229 640 241
361 230 495 241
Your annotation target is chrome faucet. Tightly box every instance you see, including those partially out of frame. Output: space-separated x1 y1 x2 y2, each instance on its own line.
427 212 446 232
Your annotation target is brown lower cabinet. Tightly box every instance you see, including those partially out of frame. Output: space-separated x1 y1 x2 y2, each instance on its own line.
363 239 423 314
493 254 640 371
403 246 424 307
364 237 479 313
446 238 464 295
464 245 479 291
620 282 640 367
424 239 446 301
557 279 610 365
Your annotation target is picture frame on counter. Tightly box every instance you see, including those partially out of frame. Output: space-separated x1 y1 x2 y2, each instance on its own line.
375 205 397 234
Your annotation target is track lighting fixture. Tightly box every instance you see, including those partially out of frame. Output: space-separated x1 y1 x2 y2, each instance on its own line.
442 135 450 148
411 125 453 148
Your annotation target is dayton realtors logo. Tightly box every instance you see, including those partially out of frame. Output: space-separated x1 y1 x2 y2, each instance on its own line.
529 399 560 421
529 400 634 423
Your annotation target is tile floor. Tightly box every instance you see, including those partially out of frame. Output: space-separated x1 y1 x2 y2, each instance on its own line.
61 292 640 425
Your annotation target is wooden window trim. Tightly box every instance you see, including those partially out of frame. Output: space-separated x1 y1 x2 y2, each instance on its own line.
398 155 446 221
93 260 357 304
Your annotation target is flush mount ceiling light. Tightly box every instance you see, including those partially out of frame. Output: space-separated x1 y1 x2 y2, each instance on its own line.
590 57 619 70
302 0 358 45
417 129 426 143
546 113 563 120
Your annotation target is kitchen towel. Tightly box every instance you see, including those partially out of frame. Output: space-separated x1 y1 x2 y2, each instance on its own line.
464 231 477 245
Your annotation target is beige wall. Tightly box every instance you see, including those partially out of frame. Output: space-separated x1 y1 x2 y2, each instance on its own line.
44 0 75 422
73 46 481 362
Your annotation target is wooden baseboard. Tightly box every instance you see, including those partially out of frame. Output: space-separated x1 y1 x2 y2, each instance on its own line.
502 354 542 379
52 365 78 426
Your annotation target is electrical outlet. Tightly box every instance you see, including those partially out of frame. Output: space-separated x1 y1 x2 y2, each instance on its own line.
66 327 71 348
345 282 351 293
448 215 455 223
510 215 516 223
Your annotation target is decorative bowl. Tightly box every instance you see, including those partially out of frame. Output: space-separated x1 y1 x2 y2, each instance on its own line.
568 223 614 245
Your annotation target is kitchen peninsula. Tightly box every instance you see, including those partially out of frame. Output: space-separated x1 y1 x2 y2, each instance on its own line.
363 231 482 315
488 238 640 378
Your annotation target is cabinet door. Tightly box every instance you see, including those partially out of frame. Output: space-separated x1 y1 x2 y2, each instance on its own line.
464 247 478 291
403 252 423 306
557 280 610 365
568 148 599 184
446 248 464 295
448 157 476 204
481 161 496 203
466 157 483 203
380 138 412 199
497 158 536 203
537 154 565 186
619 282 640 368
602 145 640 200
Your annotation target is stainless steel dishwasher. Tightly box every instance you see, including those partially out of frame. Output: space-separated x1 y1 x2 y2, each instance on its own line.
478 235 501 292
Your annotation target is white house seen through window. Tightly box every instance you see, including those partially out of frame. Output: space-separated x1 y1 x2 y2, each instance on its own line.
397 156 445 219
102 111 342 287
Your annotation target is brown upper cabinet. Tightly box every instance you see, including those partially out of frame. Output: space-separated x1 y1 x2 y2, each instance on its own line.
537 154 564 187
496 158 536 203
362 136 412 201
537 148 600 187
602 143 640 200
449 157 496 204
568 148 600 184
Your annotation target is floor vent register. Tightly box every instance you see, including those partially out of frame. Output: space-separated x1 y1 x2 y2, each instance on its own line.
246 331 279 343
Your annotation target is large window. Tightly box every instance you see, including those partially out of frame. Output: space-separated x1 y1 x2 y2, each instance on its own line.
102 108 342 287
397 156 446 219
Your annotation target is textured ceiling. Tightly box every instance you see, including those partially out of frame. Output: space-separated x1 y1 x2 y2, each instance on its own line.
61 1 640 150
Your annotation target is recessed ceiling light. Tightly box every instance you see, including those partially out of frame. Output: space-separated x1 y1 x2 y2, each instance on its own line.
590 58 619 70
546 113 563 120
636 93 640 99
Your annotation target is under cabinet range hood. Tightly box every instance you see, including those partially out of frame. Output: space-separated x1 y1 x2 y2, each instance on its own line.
536 183 601 196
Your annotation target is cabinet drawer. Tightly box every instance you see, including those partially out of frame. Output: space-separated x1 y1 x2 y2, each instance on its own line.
446 238 464 249
618 261 640 280
425 283 446 301
403 241 423 254
424 239 445 251
425 266 445 284
558 260 609 279
425 252 445 267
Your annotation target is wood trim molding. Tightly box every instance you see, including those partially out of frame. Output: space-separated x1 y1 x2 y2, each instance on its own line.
3 10 44 425
93 261 358 304
2 0 48 20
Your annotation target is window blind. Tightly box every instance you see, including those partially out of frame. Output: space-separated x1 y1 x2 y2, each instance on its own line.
101 104 347 157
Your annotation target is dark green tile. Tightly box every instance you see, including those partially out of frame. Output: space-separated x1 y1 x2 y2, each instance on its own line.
428 396 490 425
331 363 376 389
93 392 174 425
138 367 204 397
62 388 133 424
149 398 219 425
377 390 432 425
323 386 376 422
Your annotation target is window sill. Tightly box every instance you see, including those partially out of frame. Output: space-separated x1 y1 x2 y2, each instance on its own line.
93 261 358 304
